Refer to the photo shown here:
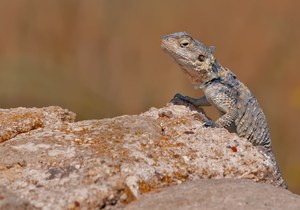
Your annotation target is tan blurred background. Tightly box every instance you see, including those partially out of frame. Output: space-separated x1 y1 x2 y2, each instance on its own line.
0 0 299 193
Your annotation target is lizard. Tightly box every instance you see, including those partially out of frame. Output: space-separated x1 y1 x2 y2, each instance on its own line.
161 31 287 188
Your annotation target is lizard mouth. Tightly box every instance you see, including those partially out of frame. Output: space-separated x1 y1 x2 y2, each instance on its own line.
161 40 201 84
160 40 173 54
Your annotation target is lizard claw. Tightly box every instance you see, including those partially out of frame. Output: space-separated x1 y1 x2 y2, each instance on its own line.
172 93 191 105
171 93 186 105
173 93 185 100
203 120 216 128
173 93 190 102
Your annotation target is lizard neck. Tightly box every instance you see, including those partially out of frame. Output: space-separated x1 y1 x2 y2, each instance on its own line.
202 78 221 88
196 61 223 90
212 60 221 70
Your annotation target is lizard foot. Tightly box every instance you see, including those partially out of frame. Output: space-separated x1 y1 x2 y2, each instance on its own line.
171 93 207 114
203 120 216 128
172 93 194 105
173 93 188 101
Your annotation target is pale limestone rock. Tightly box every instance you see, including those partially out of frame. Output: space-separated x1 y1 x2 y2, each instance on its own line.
0 105 295 209
126 179 300 210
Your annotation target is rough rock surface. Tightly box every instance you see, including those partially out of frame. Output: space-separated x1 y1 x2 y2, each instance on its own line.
0 105 296 209
0 186 33 210
0 106 75 143
126 179 300 210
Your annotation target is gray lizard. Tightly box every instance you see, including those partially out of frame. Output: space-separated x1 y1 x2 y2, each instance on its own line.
161 32 287 188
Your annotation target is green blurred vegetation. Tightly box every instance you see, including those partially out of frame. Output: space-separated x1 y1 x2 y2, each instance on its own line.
0 0 299 193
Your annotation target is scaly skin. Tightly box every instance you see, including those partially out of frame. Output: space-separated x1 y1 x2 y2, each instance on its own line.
161 32 287 188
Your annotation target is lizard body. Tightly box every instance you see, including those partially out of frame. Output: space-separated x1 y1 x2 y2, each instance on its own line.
161 32 287 188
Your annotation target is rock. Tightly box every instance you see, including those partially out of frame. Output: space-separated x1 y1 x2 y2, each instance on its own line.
125 179 300 210
0 105 294 209
0 186 33 210
0 106 75 143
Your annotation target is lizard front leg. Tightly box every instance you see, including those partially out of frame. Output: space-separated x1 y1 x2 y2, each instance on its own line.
173 93 216 127
204 84 239 128
174 92 238 128
174 94 211 106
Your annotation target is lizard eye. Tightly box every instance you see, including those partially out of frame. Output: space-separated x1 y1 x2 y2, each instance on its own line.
198 54 205 62
179 39 190 47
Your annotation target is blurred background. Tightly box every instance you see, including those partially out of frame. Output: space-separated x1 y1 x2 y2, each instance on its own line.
0 0 299 193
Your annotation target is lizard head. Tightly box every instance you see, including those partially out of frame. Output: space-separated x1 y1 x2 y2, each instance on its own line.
161 32 219 88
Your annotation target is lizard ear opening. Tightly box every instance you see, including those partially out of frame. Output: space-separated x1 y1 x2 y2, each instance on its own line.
198 54 205 62
208 46 215 53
